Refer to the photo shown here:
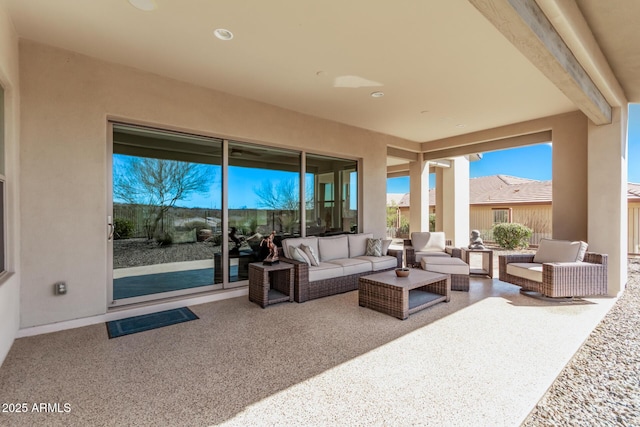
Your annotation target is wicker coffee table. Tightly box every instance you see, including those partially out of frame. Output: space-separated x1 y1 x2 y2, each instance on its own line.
358 269 450 320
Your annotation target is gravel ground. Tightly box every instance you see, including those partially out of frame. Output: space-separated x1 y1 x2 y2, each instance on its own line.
113 238 219 268
522 257 640 426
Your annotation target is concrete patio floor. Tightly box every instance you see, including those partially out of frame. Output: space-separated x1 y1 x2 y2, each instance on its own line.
0 273 616 426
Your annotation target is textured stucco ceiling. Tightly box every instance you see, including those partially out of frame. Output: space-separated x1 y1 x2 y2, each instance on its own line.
1 0 634 145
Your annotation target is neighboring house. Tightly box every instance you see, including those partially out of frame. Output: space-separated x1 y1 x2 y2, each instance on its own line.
390 175 640 254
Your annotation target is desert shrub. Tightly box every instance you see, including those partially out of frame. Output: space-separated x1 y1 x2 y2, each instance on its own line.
247 218 258 234
113 218 134 240
183 220 208 233
492 222 532 249
398 216 410 235
155 231 173 246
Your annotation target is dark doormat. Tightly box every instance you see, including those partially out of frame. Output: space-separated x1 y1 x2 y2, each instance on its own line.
106 307 199 339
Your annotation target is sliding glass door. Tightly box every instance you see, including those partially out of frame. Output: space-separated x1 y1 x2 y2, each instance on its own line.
109 123 359 306
109 124 223 306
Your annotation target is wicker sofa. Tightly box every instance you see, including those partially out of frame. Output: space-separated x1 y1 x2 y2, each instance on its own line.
499 239 608 298
279 233 402 302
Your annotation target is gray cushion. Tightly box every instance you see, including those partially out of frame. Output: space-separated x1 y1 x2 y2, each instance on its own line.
533 239 588 263
411 232 446 252
326 258 371 275
420 257 469 275
318 235 349 262
356 255 398 271
308 262 344 282
347 233 373 257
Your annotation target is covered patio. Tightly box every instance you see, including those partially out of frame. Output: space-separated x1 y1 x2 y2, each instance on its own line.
0 273 618 426
0 1 638 425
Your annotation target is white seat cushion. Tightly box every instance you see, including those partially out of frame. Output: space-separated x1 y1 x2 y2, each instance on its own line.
506 262 543 283
414 251 451 263
421 257 469 275
355 255 398 271
326 258 371 275
308 262 344 282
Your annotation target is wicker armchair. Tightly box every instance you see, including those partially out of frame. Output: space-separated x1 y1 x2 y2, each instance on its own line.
499 252 608 298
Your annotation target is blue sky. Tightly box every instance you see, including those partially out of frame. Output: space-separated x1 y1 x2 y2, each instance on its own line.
116 105 640 207
387 104 640 193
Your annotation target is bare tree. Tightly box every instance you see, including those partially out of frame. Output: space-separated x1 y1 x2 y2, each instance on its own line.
114 157 213 239
253 178 313 233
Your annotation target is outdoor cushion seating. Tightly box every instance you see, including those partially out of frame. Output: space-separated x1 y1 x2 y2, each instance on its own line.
280 233 402 302
499 238 608 298
420 256 470 291
404 231 462 267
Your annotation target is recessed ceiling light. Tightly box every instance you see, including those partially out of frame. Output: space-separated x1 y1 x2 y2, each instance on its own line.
455 124 466 128
214 29 234 41
128 0 157 11
370 91 384 98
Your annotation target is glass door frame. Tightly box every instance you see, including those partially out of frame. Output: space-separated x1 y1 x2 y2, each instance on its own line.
107 121 225 308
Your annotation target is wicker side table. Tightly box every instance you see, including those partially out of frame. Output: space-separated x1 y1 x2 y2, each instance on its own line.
461 248 493 278
248 262 294 308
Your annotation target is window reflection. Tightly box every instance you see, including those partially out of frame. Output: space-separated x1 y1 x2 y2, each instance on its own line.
112 125 223 302
227 141 301 282
306 154 358 236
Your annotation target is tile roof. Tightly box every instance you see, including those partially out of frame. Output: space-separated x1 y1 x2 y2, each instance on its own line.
391 175 640 206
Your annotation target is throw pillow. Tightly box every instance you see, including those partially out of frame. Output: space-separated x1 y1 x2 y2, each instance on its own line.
300 244 320 266
381 239 392 256
290 246 311 265
365 238 382 257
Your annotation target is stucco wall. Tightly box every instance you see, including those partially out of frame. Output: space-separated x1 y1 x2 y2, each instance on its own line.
18 40 404 328
0 4 21 366
551 112 588 241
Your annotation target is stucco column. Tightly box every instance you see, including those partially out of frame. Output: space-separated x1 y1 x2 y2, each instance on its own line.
588 107 628 296
441 157 470 247
552 113 589 241
435 167 444 231
409 158 429 232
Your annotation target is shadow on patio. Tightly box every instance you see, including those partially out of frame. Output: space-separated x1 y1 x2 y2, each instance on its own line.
0 276 615 426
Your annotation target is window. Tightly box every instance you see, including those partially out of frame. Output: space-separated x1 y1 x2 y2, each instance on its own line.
306 154 358 236
110 122 361 304
112 124 223 303
492 208 511 224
